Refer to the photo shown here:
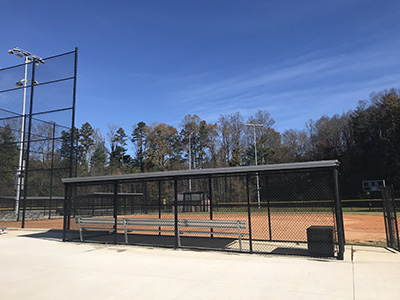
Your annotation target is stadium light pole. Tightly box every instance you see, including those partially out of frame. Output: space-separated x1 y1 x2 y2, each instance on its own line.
245 123 264 208
8 47 44 217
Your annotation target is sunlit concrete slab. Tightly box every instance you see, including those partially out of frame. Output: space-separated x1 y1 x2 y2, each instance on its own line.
0 229 399 300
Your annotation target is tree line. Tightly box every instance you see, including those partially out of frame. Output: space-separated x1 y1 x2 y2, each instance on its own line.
1 88 399 199
65 89 400 198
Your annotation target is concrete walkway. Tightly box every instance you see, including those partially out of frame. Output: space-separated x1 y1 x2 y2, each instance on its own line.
0 229 399 300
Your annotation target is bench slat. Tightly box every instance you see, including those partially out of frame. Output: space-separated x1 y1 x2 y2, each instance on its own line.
125 219 175 226
179 219 247 229
180 230 249 236
75 216 247 250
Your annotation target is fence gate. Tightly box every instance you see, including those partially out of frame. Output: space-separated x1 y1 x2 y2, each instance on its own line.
381 186 400 251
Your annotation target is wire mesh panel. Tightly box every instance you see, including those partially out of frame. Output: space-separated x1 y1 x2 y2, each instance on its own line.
0 49 77 228
248 170 338 256
381 186 400 251
62 161 345 259
66 183 116 243
116 179 176 247
208 175 251 252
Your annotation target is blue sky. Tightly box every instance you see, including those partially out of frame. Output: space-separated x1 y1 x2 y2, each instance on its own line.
1 0 399 139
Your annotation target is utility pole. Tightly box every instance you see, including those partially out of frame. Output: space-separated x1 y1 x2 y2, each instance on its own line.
188 132 193 192
245 123 263 208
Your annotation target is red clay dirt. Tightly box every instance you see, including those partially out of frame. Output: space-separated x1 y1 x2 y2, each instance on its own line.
0 214 387 245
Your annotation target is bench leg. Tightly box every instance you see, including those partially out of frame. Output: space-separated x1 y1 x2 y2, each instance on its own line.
177 224 181 247
123 219 128 244
237 223 242 251
77 218 83 242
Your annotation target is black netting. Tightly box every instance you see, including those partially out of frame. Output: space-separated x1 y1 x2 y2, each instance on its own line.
0 50 77 226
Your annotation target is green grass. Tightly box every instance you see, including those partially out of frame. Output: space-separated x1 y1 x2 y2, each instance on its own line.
347 240 387 247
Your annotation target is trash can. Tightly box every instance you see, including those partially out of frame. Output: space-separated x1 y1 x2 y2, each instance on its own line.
307 226 334 257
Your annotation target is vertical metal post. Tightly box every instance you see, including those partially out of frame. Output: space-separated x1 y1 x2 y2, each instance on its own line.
21 59 37 228
246 175 253 253
392 188 400 250
113 181 119 245
67 185 71 230
333 168 345 260
265 175 272 241
209 176 214 238
49 122 56 219
174 179 179 248
15 56 29 219
63 184 69 242
382 189 391 247
188 132 192 192
16 113 27 222
69 48 78 179
144 181 148 214
158 180 161 235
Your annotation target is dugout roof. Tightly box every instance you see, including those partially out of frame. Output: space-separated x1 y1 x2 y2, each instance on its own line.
62 160 339 184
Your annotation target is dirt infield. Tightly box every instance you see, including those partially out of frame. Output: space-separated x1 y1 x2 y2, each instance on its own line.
0 213 387 245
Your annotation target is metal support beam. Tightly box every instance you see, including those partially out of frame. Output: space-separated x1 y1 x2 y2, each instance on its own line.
333 168 345 260
62 184 69 242
265 175 272 241
209 176 214 238
113 181 119 245
246 175 253 253
21 59 37 228
174 179 179 248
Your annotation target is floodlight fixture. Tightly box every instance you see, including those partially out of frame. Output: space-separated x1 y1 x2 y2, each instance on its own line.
8 47 45 64
245 123 264 127
15 80 24 88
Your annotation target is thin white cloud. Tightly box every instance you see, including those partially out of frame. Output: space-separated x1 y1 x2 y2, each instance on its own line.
161 40 400 131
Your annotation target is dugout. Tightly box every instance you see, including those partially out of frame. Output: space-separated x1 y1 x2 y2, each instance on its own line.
62 160 345 259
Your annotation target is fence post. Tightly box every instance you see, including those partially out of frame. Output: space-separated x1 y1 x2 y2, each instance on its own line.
333 168 345 260
209 176 214 238
246 175 253 253
63 184 69 242
49 122 56 219
21 59 38 229
158 180 161 235
113 181 118 245
263 175 272 241
174 179 179 248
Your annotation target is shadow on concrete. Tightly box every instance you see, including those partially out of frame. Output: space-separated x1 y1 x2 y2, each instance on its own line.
20 229 240 251
270 247 309 256
66 230 240 250
20 229 64 241
19 229 333 259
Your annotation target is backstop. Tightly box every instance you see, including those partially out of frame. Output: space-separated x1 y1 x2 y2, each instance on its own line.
62 160 345 259
0 49 77 226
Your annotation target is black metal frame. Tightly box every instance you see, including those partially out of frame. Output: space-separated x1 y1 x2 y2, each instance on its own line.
62 160 345 259
0 49 78 226
381 186 400 251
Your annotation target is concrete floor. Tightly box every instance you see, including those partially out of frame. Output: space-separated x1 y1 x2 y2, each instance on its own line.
0 229 399 300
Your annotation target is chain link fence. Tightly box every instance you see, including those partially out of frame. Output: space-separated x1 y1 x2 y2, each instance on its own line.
381 186 400 251
63 161 345 259
0 49 77 227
